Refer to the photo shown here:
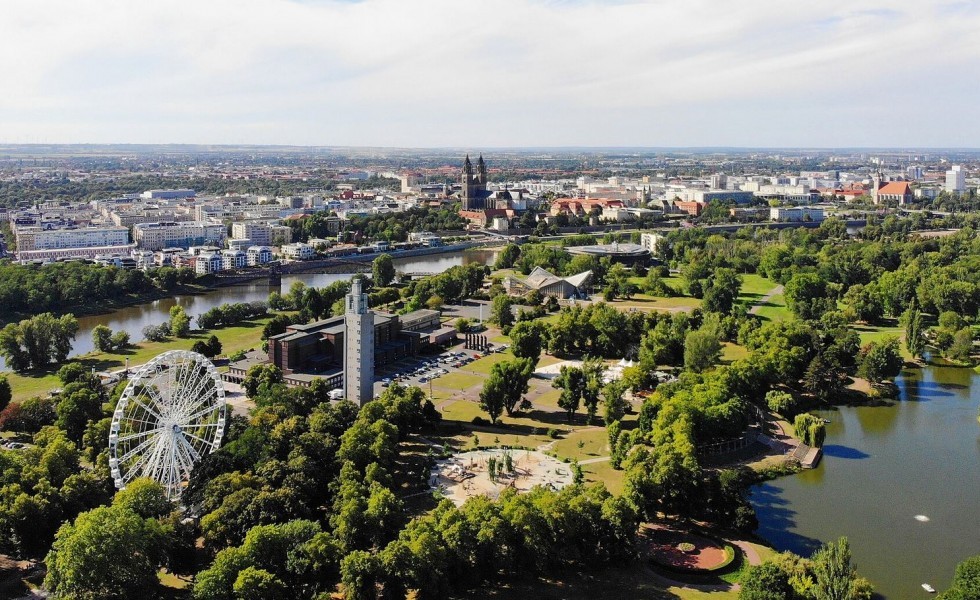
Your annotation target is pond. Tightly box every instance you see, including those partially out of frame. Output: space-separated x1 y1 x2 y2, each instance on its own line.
751 363 980 599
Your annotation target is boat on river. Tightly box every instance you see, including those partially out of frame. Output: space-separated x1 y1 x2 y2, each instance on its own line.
922 583 936 593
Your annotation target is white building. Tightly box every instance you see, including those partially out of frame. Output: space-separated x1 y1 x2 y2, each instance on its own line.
281 242 314 260
133 221 226 251
343 277 375 407
141 189 195 200
230 221 292 246
770 206 825 222
195 253 223 274
16 244 137 262
946 165 966 193
15 225 130 252
247 246 273 266
640 232 665 255
221 249 247 270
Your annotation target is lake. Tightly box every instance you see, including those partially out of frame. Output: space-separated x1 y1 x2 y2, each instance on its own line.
751 363 980 598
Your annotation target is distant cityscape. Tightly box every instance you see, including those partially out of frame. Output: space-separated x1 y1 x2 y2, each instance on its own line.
1 148 975 269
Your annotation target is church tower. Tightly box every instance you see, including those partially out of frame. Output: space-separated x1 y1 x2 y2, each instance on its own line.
461 154 487 210
344 276 374 407
477 155 487 186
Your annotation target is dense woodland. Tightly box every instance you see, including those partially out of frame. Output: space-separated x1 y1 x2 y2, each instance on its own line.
0 262 196 317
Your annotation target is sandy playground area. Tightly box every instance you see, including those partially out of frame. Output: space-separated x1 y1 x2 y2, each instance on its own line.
430 448 575 506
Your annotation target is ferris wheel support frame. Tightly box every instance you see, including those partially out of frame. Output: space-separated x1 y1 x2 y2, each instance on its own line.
108 350 227 500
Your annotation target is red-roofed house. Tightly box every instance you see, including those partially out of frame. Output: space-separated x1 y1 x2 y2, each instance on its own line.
874 181 913 205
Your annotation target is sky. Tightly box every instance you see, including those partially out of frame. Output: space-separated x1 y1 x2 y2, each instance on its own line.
1 0 979 148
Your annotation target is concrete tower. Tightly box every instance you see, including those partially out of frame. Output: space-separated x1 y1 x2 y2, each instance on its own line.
343 277 374 406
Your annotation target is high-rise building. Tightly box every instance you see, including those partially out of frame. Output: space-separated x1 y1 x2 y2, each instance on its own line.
946 165 966 193
344 277 375 407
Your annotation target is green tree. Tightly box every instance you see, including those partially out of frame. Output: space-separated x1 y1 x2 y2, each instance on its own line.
109 330 130 351
479 358 535 423
940 554 980 600
740 561 794 600
243 364 284 397
372 253 396 287
785 273 834 321
0 313 78 371
765 390 800 418
793 413 825 447
580 356 605 424
702 267 743 314
495 243 521 269
169 306 191 338
554 365 585 422
509 320 546 362
602 380 629 424
340 550 379 600
842 284 884 324
0 375 10 412
901 305 925 360
44 504 165 600
684 326 721 373
234 567 288 600
858 337 903 384
490 294 515 331
113 478 172 519
949 328 974 362
92 324 114 352
56 387 104 444
207 334 222 357
812 537 857 600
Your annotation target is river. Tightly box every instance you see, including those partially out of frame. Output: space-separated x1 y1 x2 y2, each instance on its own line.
0 248 499 370
751 363 980 599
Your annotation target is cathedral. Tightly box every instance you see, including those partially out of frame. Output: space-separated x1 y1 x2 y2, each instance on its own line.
460 154 490 210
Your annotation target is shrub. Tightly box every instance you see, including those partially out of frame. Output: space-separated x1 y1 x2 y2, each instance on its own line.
547 428 561 439
765 390 801 418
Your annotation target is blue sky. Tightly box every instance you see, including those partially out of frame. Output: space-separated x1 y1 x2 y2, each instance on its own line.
1 0 978 147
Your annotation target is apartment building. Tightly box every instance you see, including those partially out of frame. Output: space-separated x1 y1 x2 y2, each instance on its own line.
230 221 293 246
133 221 227 251
770 206 825 222
15 225 130 252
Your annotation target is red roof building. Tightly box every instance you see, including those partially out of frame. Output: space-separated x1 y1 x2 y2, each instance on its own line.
874 181 913 205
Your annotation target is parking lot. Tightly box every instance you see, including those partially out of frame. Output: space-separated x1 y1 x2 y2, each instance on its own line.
372 342 509 398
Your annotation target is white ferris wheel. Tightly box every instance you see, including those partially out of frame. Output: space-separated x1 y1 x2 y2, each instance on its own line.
108 350 227 500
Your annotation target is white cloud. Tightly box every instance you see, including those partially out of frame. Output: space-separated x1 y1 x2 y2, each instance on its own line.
0 0 978 146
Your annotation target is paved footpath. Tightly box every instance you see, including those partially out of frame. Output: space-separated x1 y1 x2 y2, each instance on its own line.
748 284 784 315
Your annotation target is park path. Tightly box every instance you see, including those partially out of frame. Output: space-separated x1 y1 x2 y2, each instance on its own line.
748 284 783 315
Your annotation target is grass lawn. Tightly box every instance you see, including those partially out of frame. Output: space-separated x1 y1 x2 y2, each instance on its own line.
738 273 778 305
580 459 626 496
615 295 702 312
532 388 562 409
721 342 749 363
854 322 910 359
466 352 512 374
3 316 272 403
431 371 485 391
552 427 610 461
754 294 790 322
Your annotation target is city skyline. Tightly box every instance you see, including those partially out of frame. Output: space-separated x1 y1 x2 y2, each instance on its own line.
2 0 979 148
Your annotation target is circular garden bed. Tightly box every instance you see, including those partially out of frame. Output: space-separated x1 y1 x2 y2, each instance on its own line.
643 525 739 576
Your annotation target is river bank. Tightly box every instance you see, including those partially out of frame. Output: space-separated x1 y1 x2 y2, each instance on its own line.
2 315 274 404
0 247 501 372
